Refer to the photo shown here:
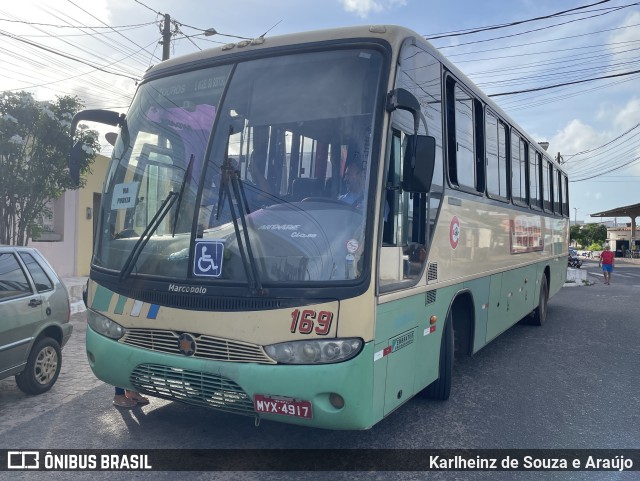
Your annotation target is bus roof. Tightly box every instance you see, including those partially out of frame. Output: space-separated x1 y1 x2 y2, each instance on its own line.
146 25 415 76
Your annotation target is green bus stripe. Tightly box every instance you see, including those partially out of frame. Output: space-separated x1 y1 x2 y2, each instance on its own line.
92 285 114 312
114 295 127 315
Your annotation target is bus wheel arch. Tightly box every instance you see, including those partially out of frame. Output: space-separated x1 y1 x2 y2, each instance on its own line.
422 291 475 400
450 291 475 358
530 267 550 326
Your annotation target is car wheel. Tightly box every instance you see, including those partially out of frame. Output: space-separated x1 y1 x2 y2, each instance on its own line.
15 337 62 395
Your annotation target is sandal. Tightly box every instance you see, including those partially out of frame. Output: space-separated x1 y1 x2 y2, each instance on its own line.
113 395 137 408
125 390 150 406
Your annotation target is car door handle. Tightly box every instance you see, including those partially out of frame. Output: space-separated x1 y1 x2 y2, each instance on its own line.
28 299 42 308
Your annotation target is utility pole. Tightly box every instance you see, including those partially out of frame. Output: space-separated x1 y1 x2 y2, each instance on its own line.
161 13 171 60
573 207 579 226
556 152 563 164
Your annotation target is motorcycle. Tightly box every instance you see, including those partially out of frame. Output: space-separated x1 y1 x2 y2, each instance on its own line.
568 254 583 268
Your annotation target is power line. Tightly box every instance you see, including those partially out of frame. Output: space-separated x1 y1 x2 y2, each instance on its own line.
496 73 638 112
464 42 640 77
1 37 158 92
0 28 138 81
488 68 640 97
174 21 250 40
0 17 156 29
564 123 640 159
570 155 640 182
9 25 155 38
66 0 161 62
435 3 639 50
133 0 161 16
445 21 640 59
22 4 152 72
175 28 202 51
425 0 612 39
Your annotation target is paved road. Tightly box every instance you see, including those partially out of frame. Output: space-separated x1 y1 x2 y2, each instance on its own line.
580 257 640 286
1 270 638 480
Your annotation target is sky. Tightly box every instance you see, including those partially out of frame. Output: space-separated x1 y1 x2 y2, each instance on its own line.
1 0 639 223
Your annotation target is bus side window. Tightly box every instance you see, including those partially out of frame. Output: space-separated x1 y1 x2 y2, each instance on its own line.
553 166 561 214
448 82 475 190
380 128 427 284
511 132 529 206
562 174 569 217
542 160 552 211
529 148 541 209
485 112 509 200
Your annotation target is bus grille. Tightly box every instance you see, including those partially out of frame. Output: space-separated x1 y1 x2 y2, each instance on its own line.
427 262 438 282
130 364 255 416
120 328 276 364
426 290 437 305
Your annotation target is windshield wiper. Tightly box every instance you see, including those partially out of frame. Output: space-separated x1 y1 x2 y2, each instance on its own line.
216 147 265 296
172 154 195 236
119 191 179 280
120 155 195 280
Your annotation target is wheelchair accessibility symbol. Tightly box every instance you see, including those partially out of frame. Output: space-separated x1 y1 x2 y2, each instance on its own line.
193 241 224 277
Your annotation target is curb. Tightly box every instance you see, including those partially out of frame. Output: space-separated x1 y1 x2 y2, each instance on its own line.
62 277 88 314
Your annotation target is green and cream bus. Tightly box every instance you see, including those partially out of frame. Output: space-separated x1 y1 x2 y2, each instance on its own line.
70 25 569 430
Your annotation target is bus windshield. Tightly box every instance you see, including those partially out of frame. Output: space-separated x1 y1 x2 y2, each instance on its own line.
95 47 384 286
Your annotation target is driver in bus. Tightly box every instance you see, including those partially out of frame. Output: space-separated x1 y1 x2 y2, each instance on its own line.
339 161 366 209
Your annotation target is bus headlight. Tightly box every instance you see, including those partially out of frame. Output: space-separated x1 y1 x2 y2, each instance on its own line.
264 338 363 364
87 309 126 340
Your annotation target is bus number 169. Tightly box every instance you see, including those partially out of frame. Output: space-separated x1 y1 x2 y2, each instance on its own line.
290 309 333 335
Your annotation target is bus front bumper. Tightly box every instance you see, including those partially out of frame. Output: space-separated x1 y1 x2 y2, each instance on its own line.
86 326 377 430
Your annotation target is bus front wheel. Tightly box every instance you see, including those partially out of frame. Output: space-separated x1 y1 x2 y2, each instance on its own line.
422 312 453 400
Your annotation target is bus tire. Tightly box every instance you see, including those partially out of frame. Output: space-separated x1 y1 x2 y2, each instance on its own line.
530 275 549 326
423 312 453 400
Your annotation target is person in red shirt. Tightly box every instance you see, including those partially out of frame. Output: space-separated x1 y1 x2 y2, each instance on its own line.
599 244 615 285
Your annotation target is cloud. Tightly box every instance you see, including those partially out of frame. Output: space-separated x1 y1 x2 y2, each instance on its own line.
607 11 640 62
614 97 640 130
340 0 407 18
548 119 608 156
552 97 640 181
550 94 640 157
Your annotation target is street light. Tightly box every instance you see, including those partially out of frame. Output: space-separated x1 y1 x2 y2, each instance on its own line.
573 207 579 226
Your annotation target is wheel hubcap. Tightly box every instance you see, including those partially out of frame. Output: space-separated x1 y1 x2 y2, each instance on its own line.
34 347 58 385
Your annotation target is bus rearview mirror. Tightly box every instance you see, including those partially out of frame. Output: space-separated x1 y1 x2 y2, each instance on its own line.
69 141 84 187
402 135 436 193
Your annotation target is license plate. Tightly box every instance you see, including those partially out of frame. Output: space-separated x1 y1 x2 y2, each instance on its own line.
253 394 313 419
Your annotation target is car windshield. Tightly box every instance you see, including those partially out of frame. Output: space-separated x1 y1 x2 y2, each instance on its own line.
94 48 384 286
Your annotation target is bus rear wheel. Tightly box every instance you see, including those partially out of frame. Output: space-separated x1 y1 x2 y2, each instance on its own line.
530 275 549 326
422 312 453 400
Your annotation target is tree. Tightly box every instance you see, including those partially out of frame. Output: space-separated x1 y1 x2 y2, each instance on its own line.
581 223 607 247
570 224 583 246
570 223 607 249
0 91 99 245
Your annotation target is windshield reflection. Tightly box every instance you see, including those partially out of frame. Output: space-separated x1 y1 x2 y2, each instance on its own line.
96 48 383 286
